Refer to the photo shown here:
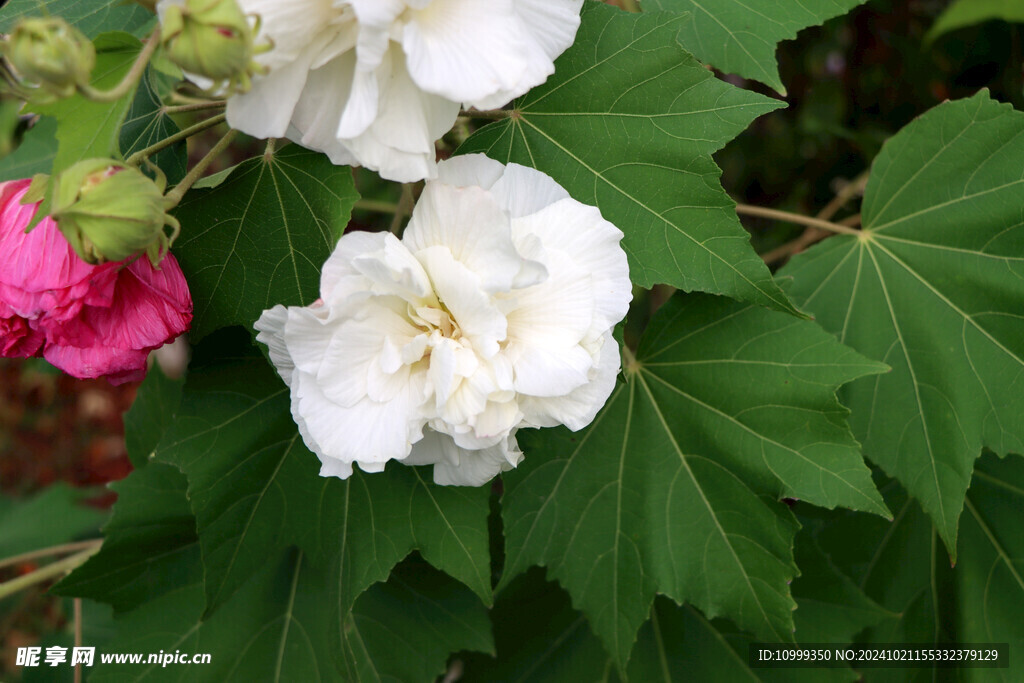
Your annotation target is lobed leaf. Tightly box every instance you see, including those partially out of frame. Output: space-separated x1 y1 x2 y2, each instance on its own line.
782 91 1024 555
927 0 1024 43
502 292 886 668
170 145 359 342
458 3 798 316
0 0 153 39
643 0 868 94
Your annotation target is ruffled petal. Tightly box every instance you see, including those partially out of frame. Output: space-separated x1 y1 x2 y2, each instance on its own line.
407 429 522 486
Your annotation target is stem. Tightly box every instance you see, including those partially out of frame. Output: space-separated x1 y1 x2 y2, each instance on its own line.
162 100 226 115
125 113 227 166
760 214 861 264
816 170 869 221
0 545 101 601
164 128 239 208
459 108 513 120
0 539 102 571
354 199 400 214
74 597 83 683
389 184 416 235
735 203 860 235
77 31 160 103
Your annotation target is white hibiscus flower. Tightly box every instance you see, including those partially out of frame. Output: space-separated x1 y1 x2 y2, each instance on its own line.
189 0 583 182
255 154 632 486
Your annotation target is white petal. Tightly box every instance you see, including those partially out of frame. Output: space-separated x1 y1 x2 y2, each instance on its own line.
490 162 570 218
417 246 508 356
520 329 621 430
351 232 435 302
254 305 294 385
511 198 631 334
336 67 380 139
226 41 320 138
434 154 506 191
407 431 522 486
240 0 344 66
464 0 583 109
319 230 384 305
405 183 524 293
402 0 527 104
294 367 424 468
509 343 593 397
504 258 593 349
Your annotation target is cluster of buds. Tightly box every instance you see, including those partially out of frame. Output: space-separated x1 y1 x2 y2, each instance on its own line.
49 160 180 267
159 0 269 94
2 17 95 98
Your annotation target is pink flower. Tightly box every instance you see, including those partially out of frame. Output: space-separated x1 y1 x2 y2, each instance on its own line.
0 179 192 384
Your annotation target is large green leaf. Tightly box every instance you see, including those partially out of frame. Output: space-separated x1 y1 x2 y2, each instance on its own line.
0 0 153 38
642 0 868 94
809 453 1024 683
460 552 889 683
458 3 798 316
501 292 886 668
31 32 142 174
123 365 184 469
781 92 1024 555
89 551 492 683
119 67 188 186
341 557 495 682
150 329 492 619
170 145 359 342
0 484 104 558
0 116 57 181
927 0 1024 42
52 463 199 612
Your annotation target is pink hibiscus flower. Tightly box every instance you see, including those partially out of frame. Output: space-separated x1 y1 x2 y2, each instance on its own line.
0 179 192 384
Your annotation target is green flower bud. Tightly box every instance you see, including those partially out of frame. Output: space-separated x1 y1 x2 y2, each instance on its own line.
4 17 95 98
160 0 264 92
51 159 179 266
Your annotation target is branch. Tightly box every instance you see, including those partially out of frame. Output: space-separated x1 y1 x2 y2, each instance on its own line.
0 545 101 600
459 108 513 120
125 113 227 166
760 214 861 264
163 128 239 208
735 203 861 235
77 31 160 103
0 539 101 571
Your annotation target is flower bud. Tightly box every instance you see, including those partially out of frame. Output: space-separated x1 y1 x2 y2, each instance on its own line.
51 159 178 266
4 17 95 98
159 0 261 92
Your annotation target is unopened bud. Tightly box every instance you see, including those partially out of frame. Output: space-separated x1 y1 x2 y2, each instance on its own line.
4 17 95 98
159 0 263 92
52 159 179 265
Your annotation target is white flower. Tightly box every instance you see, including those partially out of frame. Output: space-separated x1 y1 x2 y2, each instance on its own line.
204 0 583 182
255 154 631 486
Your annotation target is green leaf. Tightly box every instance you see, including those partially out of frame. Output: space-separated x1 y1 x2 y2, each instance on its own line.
90 551 492 683
0 116 58 181
150 328 492 618
927 0 1024 43
52 463 199 612
0 0 153 39
781 91 1024 555
31 32 143 174
119 67 188 186
642 0 868 94
123 364 184 469
170 145 359 342
0 484 104 558
810 453 1024 682
459 569 613 683
458 3 798 316
502 292 886 668
342 557 495 682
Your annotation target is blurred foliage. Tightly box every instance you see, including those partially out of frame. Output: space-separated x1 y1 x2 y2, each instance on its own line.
718 0 1024 254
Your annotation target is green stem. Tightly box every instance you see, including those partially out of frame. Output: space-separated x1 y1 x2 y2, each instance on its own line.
77 31 160 103
389 183 416 235
735 203 860 236
162 100 226 115
164 128 239 208
459 108 513 120
0 539 101 571
125 113 227 166
0 545 100 600
354 199 400 214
